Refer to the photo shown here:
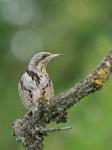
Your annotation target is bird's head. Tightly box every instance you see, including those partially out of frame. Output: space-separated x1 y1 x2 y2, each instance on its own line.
28 52 61 72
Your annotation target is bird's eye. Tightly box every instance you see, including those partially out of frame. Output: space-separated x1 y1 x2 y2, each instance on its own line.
43 54 47 59
41 54 50 60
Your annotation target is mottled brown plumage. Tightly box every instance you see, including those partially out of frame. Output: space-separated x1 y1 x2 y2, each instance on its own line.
18 52 60 111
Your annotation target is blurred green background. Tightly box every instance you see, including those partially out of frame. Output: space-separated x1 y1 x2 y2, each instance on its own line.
0 0 112 150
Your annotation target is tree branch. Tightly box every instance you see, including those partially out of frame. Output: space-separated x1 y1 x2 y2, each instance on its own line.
13 50 112 150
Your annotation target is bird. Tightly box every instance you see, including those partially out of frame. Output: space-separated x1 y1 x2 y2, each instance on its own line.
18 52 61 111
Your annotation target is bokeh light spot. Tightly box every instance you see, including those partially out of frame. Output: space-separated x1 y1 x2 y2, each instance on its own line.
1 0 35 26
11 30 43 61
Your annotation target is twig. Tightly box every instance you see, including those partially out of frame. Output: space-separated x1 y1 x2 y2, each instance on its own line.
41 126 72 132
13 50 112 150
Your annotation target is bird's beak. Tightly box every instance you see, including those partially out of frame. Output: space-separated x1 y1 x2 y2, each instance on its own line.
50 53 62 59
